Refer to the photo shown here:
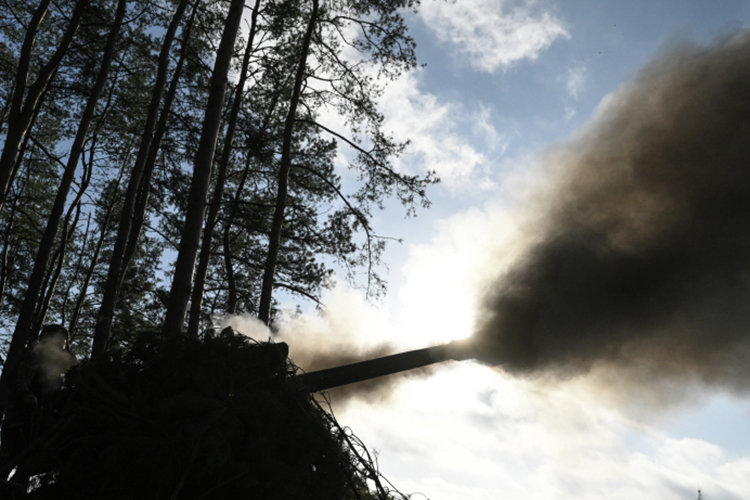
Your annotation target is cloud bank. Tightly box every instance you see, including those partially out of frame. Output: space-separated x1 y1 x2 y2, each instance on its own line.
419 0 569 72
343 364 750 500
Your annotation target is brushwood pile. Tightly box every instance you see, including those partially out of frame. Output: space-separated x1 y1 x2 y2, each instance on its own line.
7 328 405 499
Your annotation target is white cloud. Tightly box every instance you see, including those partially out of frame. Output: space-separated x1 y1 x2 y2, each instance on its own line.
565 64 587 98
311 68 500 193
341 365 750 500
419 0 570 72
379 72 505 192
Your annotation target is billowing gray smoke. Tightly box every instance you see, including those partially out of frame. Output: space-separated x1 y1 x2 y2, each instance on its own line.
474 31 750 393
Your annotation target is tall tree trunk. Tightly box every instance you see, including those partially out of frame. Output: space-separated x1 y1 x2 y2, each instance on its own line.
222 220 238 314
0 0 52 172
35 68 106 333
33 202 82 333
0 0 87 212
62 211 90 328
0 0 127 416
0 80 15 136
93 0 192 356
69 165 127 340
187 0 262 337
222 92 280 315
161 0 247 336
258 0 319 325
120 0 199 287
0 173 29 308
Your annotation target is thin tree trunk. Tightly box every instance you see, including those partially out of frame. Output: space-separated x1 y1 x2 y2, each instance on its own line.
187 0 262 337
33 201 82 333
69 164 127 340
0 173 29 309
0 80 15 136
0 0 53 154
161 0 247 336
61 211 90 328
222 93 280 315
222 220 238 314
120 0 200 286
0 0 87 212
34 62 109 333
93 0 192 355
6 85 47 204
0 0 127 416
258 0 319 325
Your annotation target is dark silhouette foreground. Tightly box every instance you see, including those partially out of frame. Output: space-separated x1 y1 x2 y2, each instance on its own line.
0 325 78 485
1 329 406 499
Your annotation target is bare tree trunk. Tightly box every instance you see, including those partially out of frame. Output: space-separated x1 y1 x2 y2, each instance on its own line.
33 201 82 333
258 0 319 325
0 0 87 212
61 211 90 328
34 65 111 333
0 172 29 308
120 0 200 286
69 165 127 340
0 80 15 136
0 0 127 416
93 0 192 356
0 0 52 186
222 220 238 314
187 0 262 337
161 0 247 336
221 93 281 315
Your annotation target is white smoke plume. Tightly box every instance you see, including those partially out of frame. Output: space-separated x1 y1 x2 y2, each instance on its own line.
220 287 424 404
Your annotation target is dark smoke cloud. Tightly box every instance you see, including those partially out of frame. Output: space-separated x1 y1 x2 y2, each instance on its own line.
474 31 750 394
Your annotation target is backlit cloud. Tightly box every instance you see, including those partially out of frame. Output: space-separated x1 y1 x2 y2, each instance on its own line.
342 364 750 500
379 72 504 192
565 64 587 98
419 0 570 72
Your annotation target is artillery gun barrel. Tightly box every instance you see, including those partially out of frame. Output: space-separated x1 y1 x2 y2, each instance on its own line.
297 340 475 392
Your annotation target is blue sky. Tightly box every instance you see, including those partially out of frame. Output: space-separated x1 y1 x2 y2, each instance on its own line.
232 1 750 498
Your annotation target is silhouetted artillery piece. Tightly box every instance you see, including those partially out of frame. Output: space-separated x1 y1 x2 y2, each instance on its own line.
297 339 476 392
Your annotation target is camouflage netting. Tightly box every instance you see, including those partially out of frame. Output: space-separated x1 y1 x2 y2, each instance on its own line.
8 328 410 499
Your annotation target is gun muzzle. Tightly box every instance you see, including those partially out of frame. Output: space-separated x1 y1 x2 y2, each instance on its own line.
297 339 476 392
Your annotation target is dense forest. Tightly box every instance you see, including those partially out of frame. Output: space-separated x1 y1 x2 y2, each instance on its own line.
0 0 438 494
0 0 437 387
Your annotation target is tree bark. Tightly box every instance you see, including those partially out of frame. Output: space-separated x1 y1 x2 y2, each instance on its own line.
93 0 191 356
187 0 262 337
258 0 319 325
161 0 247 336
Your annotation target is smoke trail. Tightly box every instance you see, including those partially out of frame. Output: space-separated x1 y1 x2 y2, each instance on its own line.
222 304 434 405
474 31 750 393
34 332 78 394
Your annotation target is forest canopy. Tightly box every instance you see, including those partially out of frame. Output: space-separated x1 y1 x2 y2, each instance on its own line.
0 0 437 494
0 0 436 372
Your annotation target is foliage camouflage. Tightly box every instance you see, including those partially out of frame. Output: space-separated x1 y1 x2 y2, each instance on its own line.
6 329 408 499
